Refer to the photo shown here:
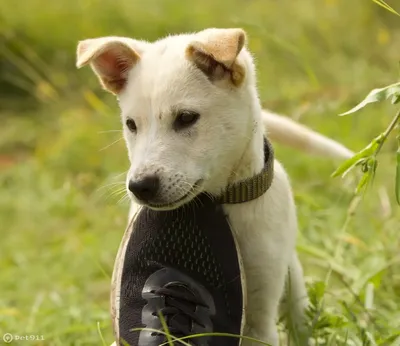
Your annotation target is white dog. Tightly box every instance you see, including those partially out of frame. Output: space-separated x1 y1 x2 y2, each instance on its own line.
77 28 352 345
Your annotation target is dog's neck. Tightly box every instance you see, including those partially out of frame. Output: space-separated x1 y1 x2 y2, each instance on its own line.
206 105 266 197
228 122 265 185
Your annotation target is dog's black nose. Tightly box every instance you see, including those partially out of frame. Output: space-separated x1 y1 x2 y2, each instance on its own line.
128 175 160 202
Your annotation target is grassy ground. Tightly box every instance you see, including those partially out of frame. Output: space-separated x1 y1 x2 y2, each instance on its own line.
1 0 400 344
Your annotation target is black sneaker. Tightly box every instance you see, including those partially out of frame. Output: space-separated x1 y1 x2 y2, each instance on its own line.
110 193 245 346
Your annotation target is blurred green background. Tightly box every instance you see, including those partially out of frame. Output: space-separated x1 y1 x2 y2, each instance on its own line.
1 0 399 344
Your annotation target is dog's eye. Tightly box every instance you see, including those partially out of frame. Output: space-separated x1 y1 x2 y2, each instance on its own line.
174 111 200 131
126 118 137 133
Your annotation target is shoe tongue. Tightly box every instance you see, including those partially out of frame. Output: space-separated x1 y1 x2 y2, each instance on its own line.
169 314 191 334
165 284 196 334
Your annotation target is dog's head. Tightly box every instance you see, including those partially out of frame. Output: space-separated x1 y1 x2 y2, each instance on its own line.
77 28 259 210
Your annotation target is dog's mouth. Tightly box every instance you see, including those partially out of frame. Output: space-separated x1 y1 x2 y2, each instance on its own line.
145 179 204 211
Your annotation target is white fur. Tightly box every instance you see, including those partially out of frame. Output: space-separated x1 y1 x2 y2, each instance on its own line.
121 33 305 345
262 110 353 160
77 29 352 345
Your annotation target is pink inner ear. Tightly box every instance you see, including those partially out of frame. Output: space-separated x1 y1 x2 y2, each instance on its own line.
96 50 131 79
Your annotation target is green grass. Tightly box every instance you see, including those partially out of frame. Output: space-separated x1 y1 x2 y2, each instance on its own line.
1 0 400 344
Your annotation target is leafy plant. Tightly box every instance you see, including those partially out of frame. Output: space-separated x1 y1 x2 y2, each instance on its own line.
332 3 400 204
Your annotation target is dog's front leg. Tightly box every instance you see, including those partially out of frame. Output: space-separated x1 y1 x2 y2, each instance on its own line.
241 249 288 346
240 225 295 346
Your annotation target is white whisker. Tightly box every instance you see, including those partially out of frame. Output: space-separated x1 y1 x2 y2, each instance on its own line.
99 137 123 151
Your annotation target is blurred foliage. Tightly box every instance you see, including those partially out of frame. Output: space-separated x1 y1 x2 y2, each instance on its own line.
0 0 399 344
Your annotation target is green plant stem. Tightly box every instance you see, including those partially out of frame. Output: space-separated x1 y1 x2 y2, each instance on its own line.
375 109 400 155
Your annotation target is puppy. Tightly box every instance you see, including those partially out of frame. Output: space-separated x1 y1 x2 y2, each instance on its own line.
77 29 351 345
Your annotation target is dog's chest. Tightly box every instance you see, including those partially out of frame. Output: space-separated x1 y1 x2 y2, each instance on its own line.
223 199 271 272
222 185 294 290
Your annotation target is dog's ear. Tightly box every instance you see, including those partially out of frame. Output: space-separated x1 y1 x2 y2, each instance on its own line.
76 37 147 94
186 28 247 86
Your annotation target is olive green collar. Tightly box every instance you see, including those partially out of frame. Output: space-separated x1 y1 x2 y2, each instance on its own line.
217 138 274 204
